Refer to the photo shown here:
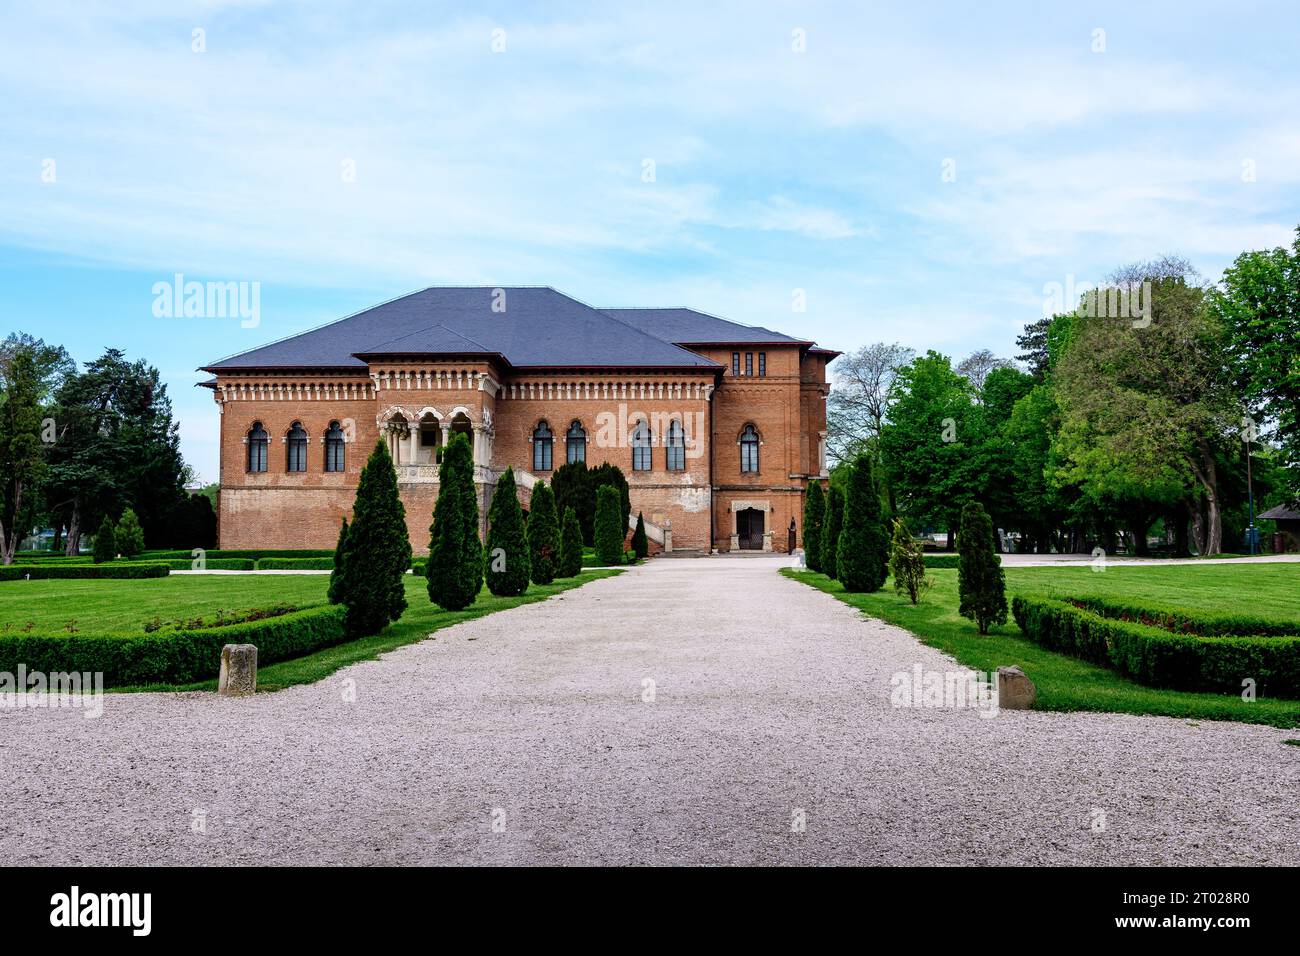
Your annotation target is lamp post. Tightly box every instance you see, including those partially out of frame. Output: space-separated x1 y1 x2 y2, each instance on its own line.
1243 414 1258 556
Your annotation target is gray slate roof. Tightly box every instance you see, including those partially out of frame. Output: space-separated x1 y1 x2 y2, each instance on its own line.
1259 503 1300 521
603 307 808 345
202 287 722 372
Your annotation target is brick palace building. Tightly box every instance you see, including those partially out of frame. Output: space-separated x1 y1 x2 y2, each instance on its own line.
201 287 838 554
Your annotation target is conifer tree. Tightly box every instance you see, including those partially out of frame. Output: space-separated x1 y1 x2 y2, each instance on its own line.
427 432 482 610
527 479 559 585
631 511 649 559
820 486 844 580
558 505 583 578
594 485 624 565
837 454 889 592
336 440 412 636
115 508 145 558
802 481 825 571
327 516 349 605
889 518 930 605
957 501 1008 634
92 514 116 563
485 466 530 596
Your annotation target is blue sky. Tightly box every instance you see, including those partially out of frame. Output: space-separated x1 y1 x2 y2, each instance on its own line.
3 1 1298 482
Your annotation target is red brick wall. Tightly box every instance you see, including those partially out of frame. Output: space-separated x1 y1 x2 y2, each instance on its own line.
213 354 830 555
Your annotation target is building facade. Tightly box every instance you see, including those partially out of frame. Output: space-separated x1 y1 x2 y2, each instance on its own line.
202 287 837 554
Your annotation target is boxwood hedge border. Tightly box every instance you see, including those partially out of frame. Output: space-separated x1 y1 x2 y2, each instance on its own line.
1011 595 1300 697
0 604 347 687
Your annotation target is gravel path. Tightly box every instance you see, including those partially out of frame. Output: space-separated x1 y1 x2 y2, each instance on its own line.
3 555 1297 866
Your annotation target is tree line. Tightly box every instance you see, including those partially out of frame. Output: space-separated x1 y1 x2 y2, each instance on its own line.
328 432 647 638
0 333 213 563
827 234 1300 555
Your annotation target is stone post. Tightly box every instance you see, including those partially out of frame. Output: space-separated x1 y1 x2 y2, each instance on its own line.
218 644 257 697
996 666 1036 710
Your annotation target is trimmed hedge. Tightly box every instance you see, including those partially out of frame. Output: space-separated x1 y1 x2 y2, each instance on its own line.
0 604 348 688
1011 595 1300 697
257 557 334 571
172 558 256 571
923 554 961 569
1069 596 1298 638
140 549 336 561
0 563 171 582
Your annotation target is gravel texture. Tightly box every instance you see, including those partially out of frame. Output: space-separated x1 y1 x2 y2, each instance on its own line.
3 554 1297 866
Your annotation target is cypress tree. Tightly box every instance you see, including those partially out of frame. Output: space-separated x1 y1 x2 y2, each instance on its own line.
552 461 592 545
92 514 116 563
590 463 631 541
527 479 560 585
427 432 482 610
802 481 825 571
115 508 145 558
327 516 349 605
957 501 1008 634
837 454 889 592
889 518 930 605
485 466 530 596
820 486 844 580
631 511 649 559
594 485 624 565
336 439 412 637
558 505 583 577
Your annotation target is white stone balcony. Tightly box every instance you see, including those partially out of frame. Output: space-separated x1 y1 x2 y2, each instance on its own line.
396 464 440 483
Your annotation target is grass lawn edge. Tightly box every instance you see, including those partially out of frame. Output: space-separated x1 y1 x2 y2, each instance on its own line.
112 568 623 694
780 566 1300 730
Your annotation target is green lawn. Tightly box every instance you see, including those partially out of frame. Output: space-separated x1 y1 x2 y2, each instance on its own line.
1 570 621 693
782 563 1300 728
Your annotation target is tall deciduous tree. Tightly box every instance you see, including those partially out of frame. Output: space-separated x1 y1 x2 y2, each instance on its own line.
485 466 530 596
879 350 986 542
956 349 1014 395
1213 228 1300 500
1055 272 1235 554
826 342 915 463
336 440 411 636
427 432 482 610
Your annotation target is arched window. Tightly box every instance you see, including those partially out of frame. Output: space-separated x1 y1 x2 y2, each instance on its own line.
325 421 345 472
632 419 652 471
247 422 268 473
740 424 760 474
532 421 553 471
666 419 685 471
286 422 308 472
566 420 586 465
